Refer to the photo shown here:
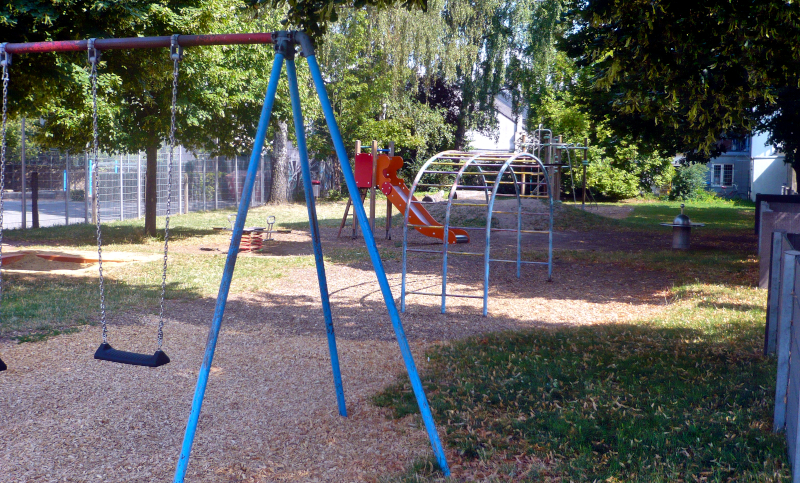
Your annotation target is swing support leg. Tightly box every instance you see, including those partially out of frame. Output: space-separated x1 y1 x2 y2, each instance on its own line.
285 55 347 416
174 32 450 481
174 51 287 482
337 195 352 237
305 41 451 476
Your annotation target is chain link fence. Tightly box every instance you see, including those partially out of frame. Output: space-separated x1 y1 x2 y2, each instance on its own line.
1 142 341 230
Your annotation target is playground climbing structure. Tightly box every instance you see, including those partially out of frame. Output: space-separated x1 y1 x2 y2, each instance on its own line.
517 125 591 208
401 150 554 316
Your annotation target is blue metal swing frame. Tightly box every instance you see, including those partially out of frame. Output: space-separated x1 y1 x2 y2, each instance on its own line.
172 31 450 481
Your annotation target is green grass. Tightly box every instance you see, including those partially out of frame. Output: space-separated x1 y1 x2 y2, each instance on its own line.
0 204 326 339
373 283 786 482
372 198 786 482
571 199 757 232
1 274 171 340
0 198 757 339
547 248 758 287
0 253 314 339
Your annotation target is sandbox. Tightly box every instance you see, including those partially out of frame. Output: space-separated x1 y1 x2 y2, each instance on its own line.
1 250 162 275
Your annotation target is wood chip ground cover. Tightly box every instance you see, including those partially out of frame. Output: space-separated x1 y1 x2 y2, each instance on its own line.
0 200 775 482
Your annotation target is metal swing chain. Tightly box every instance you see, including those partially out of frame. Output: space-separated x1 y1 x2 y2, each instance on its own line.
157 35 183 351
0 44 10 301
87 39 108 344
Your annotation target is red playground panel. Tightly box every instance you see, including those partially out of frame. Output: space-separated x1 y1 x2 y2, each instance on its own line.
355 153 373 188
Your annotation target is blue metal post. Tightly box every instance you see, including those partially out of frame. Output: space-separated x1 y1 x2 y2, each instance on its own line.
173 52 285 483
285 57 347 417
516 169 522 278
546 166 554 281
304 51 451 476
441 153 480 314
484 161 517 317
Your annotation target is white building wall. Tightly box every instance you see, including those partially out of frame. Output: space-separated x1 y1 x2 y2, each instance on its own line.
750 131 790 199
467 114 519 151
752 131 780 158
752 157 790 198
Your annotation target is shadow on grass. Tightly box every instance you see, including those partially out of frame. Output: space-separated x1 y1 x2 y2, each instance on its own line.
0 273 202 341
696 301 765 312
373 322 786 482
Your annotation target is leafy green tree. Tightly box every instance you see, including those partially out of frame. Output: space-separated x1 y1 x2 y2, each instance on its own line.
1 0 308 231
3 0 208 234
561 0 800 168
669 163 710 201
528 64 675 199
347 0 568 150
583 160 639 201
260 0 427 39
312 8 452 181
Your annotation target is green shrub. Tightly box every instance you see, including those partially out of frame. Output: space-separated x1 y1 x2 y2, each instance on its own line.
70 189 85 201
669 163 710 201
325 189 346 202
585 160 639 200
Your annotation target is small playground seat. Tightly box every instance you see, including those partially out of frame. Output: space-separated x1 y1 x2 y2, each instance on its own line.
94 343 170 368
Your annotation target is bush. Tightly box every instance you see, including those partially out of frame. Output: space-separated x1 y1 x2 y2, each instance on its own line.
325 189 346 202
585 160 640 200
669 164 710 201
70 189 85 201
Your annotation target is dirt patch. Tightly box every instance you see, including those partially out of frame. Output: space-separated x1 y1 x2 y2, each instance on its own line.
174 230 312 257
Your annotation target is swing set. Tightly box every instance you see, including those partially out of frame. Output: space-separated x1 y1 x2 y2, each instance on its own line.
0 32 451 481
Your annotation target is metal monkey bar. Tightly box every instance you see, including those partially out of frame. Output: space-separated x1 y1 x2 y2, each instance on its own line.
401 150 554 316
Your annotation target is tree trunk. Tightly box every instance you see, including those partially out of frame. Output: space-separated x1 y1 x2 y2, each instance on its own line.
454 109 468 151
330 154 342 194
144 143 159 236
269 120 290 204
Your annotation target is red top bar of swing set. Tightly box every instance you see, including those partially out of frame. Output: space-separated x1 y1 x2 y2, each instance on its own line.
2 33 275 55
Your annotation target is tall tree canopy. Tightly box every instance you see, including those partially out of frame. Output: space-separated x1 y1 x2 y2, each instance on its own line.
562 0 800 167
266 0 427 38
1 0 302 232
343 0 566 149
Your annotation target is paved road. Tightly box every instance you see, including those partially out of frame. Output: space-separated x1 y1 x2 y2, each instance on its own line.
2 199 242 230
2 200 90 230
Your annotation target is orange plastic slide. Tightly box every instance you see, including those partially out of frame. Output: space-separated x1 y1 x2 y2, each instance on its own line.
375 154 469 244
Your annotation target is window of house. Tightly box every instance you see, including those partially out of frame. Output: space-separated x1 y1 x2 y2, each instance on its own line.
711 164 734 186
717 135 750 153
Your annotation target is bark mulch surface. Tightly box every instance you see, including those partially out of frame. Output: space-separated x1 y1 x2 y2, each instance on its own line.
0 212 751 482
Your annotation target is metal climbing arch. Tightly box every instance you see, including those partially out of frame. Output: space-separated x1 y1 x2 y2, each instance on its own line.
401 150 554 316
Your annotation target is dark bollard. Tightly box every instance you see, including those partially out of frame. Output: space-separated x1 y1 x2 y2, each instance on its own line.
660 204 704 250
672 224 692 249
31 171 39 229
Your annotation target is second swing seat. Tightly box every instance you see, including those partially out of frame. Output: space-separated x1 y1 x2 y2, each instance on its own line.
94 343 170 368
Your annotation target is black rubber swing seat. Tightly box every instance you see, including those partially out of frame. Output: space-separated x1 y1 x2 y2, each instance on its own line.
94 343 170 368
0 357 7 372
